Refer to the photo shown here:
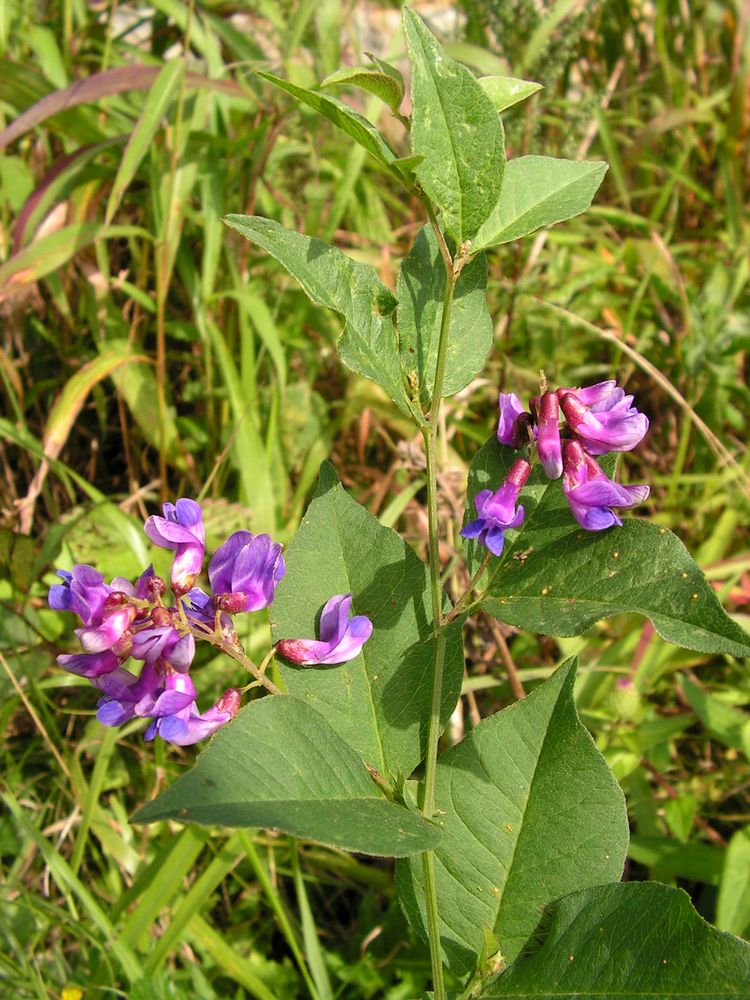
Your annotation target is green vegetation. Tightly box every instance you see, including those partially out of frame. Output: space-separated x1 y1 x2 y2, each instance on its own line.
1 1 748 996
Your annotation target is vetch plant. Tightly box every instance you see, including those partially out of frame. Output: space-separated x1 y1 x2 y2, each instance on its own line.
49 10 750 997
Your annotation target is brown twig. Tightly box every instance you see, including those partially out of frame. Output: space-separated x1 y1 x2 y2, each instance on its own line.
483 614 526 701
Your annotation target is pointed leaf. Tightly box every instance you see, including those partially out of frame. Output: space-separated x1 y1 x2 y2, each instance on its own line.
223 214 411 415
469 438 750 657
270 462 465 780
105 60 184 224
257 70 398 171
481 882 750 998
479 76 542 113
473 156 608 252
397 225 492 404
397 659 628 976
321 62 404 114
403 8 505 242
132 695 439 857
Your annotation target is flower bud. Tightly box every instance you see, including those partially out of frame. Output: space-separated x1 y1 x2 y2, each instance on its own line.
537 391 563 479
213 592 251 615
103 591 130 612
151 606 174 628
215 688 242 718
147 574 168 600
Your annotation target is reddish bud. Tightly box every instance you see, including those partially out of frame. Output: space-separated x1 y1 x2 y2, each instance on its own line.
505 458 532 490
213 592 250 614
147 575 168 600
151 606 174 628
103 591 130 612
215 688 242 718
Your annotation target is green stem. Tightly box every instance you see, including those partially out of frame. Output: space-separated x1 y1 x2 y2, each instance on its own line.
418 247 458 1000
444 550 492 625
187 621 283 697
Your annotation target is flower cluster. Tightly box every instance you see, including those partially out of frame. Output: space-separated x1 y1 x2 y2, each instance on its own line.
50 499 374 745
463 379 650 553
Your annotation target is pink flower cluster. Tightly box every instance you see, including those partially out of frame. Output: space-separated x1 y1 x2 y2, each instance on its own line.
50 499 373 745
463 379 650 553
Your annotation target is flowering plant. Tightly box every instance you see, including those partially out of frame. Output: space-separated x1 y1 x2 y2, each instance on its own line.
49 9 750 998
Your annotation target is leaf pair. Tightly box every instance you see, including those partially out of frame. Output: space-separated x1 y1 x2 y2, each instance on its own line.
231 10 609 417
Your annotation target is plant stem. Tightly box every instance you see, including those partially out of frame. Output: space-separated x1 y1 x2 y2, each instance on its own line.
444 550 492 625
418 247 458 1000
187 622 283 697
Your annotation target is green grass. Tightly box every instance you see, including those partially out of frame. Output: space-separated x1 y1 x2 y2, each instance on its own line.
1 0 749 995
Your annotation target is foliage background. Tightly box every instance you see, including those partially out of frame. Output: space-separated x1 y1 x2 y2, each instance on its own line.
1 0 749 996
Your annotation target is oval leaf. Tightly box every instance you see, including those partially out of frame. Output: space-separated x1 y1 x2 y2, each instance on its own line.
223 214 411 416
473 156 608 251
469 438 750 657
403 8 505 243
482 882 750 998
132 695 440 857
397 225 492 404
270 462 465 781
397 659 628 976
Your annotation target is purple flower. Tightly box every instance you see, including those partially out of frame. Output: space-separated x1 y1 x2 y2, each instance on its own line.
537 391 562 479
560 390 649 456
461 458 530 556
75 594 136 654
131 620 196 673
561 379 623 409
49 565 110 625
145 680 241 746
497 393 532 448
50 565 157 675
95 664 239 745
57 650 120 678
208 531 285 612
276 594 373 666
95 661 166 727
183 587 213 624
562 440 650 531
144 499 205 596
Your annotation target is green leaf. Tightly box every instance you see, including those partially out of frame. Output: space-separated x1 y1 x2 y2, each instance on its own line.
480 882 750 998
470 438 750 657
718 827 750 936
628 835 724 885
270 462 464 780
397 225 492 404
403 8 505 242
478 76 542 113
682 676 749 754
321 60 404 114
223 214 411 415
132 695 440 858
473 156 608 252
397 659 628 976
105 60 184 225
257 70 398 171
